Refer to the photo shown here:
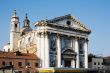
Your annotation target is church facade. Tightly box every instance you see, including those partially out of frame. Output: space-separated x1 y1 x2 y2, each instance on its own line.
5 11 91 68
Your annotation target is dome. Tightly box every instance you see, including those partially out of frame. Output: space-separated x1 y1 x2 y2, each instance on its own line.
20 27 32 35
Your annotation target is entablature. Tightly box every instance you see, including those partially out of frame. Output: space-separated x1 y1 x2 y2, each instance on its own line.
36 26 89 39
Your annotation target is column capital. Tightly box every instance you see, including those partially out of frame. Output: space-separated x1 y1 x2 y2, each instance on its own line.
84 38 89 42
37 31 49 37
56 33 61 38
74 36 80 40
44 31 49 36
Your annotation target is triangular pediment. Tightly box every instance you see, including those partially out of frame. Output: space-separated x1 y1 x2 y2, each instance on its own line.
47 14 91 34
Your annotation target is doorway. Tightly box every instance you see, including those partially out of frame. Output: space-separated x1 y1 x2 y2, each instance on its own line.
64 60 71 67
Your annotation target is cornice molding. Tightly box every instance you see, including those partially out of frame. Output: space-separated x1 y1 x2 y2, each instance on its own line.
47 23 91 34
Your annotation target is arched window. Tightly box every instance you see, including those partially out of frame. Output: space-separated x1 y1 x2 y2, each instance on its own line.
15 24 17 28
28 37 31 43
15 24 17 32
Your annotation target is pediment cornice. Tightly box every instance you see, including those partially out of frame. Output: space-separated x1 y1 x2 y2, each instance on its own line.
34 14 91 34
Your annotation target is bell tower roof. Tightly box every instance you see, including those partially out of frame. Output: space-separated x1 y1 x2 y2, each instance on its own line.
13 10 16 17
23 13 30 27
11 10 18 18
26 13 28 19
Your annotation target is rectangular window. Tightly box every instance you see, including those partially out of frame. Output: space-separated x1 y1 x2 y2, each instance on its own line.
18 71 22 73
94 62 96 65
9 62 12 65
18 62 22 66
102 62 103 65
26 62 30 66
98 62 100 65
35 63 38 67
2 61 5 66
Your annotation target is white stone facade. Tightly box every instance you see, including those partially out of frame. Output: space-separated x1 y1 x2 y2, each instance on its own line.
7 11 91 68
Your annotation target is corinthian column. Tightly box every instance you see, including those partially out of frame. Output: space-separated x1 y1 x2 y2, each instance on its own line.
44 32 50 68
40 32 45 68
84 39 88 68
57 34 61 67
75 37 79 68
71 38 75 68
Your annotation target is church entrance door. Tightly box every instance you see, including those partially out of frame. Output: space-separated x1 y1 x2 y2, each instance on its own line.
62 48 76 67
64 60 71 67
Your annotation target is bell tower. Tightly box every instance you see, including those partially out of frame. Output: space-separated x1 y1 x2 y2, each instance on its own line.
23 13 30 27
10 10 20 51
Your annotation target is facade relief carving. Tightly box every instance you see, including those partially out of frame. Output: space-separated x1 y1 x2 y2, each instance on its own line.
49 34 57 67
61 36 72 50
50 54 57 67
18 31 37 54
78 38 85 54
49 34 57 52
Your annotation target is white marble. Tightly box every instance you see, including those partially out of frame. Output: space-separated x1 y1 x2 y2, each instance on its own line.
75 38 79 68
7 12 91 68
84 40 88 68
57 35 61 67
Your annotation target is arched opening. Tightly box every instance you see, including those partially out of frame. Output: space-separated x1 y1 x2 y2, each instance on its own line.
61 49 76 67
15 24 17 32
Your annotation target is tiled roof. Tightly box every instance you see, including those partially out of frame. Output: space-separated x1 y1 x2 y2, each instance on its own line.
0 51 38 60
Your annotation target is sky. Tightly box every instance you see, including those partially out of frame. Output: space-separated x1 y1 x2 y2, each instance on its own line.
0 0 110 56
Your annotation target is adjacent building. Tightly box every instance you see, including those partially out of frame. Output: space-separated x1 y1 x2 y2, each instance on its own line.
0 51 39 73
103 56 110 70
88 54 104 69
4 10 91 68
88 57 104 69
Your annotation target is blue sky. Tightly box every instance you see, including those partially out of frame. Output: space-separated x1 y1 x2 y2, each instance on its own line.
0 0 110 56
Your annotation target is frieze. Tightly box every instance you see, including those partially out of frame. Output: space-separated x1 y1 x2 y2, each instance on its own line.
46 27 88 38
47 23 91 34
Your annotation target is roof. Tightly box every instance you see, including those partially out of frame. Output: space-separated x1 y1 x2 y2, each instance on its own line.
34 14 91 34
20 27 32 35
47 14 72 23
0 51 38 60
103 56 110 65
